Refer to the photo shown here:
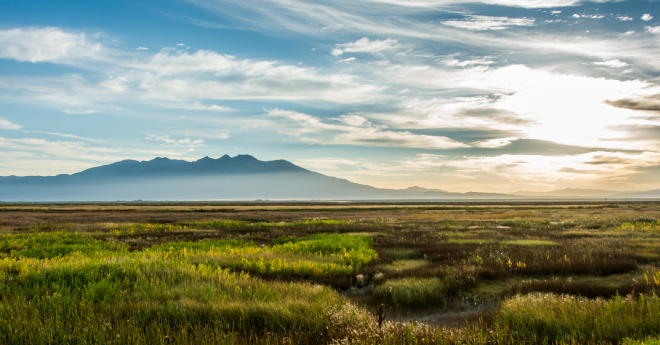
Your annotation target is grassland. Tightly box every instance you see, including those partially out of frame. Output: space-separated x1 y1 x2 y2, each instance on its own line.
1 201 660 344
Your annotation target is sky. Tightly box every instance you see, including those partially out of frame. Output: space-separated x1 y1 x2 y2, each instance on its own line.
1 0 660 193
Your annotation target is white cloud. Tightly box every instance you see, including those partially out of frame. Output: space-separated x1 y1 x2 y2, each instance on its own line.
446 151 660 183
444 57 495 67
593 59 628 67
0 119 21 130
136 47 149 50
145 135 207 151
441 15 535 30
295 150 660 192
0 43 384 109
358 64 660 151
22 131 101 142
646 26 660 34
473 0 614 7
0 135 195 176
267 108 469 149
0 27 102 63
100 76 129 93
433 151 660 191
642 14 653 21
471 137 518 148
572 14 605 19
340 57 356 62
293 157 363 170
0 136 119 164
361 151 660 192
169 102 234 112
617 15 633 21
331 37 400 56
63 109 100 114
123 49 382 103
551 10 562 15
334 114 369 126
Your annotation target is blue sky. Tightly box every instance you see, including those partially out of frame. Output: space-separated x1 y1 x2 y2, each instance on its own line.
1 0 660 192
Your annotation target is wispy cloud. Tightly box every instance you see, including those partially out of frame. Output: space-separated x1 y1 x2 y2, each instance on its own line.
293 157 363 170
605 95 660 112
0 119 21 130
593 59 627 67
0 135 195 176
267 109 469 149
646 26 660 34
2 0 660 192
331 37 400 56
22 131 102 142
0 27 103 63
441 15 535 31
145 134 207 151
0 29 385 111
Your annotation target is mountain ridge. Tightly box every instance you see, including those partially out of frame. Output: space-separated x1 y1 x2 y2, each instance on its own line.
1 155 658 201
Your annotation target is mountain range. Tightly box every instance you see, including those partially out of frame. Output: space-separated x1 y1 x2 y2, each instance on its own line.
1 155 658 201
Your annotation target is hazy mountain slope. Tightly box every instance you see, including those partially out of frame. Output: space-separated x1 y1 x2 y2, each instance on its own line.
511 188 623 197
0 155 388 201
70 155 308 179
613 189 660 198
0 155 549 201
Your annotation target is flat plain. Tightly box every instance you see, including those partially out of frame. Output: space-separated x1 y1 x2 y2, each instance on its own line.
1 201 660 344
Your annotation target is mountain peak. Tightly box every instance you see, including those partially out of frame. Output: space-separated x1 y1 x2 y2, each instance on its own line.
234 154 258 161
66 154 307 179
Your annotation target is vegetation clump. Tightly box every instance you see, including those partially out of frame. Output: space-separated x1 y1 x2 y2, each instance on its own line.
2 202 660 344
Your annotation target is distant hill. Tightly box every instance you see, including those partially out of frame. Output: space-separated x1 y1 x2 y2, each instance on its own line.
0 155 385 201
0 155 519 201
613 189 660 198
0 155 657 201
71 155 308 178
511 188 623 197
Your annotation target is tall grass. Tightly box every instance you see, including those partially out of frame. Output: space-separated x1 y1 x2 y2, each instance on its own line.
0 233 370 344
273 233 376 267
108 219 352 235
373 267 479 310
616 221 660 232
497 293 660 343
150 233 377 277
0 231 127 259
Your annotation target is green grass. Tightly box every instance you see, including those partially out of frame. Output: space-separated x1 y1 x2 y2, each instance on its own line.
381 248 420 260
625 337 660 345
0 231 373 344
7 204 660 344
0 231 127 259
497 293 660 343
505 239 558 246
108 219 352 235
152 233 378 278
616 221 660 232
378 259 428 271
272 233 376 267
373 277 447 309
446 239 497 245
372 267 478 310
